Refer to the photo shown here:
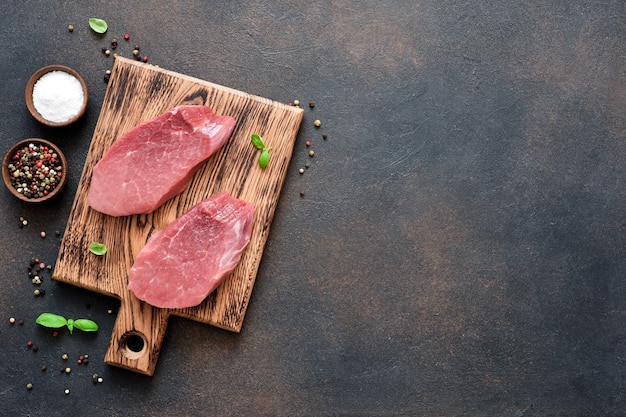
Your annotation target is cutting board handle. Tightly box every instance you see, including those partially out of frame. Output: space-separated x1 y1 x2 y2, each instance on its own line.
104 292 169 376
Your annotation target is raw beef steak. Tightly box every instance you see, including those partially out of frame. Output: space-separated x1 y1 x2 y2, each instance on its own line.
127 192 255 309
88 105 236 216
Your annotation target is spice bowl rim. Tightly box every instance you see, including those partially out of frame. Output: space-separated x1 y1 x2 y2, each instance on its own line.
2 138 68 203
25 64 89 127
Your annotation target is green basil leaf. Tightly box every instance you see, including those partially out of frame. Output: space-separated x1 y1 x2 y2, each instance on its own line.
66 318 74 334
89 241 107 256
73 319 99 332
251 134 265 150
258 149 270 168
88 18 108 34
36 313 67 329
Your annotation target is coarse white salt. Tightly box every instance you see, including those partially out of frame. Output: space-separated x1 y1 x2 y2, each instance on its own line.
32 70 84 123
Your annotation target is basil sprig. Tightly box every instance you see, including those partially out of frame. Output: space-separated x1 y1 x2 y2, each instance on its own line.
88 18 108 34
36 313 99 335
89 241 107 255
251 134 271 168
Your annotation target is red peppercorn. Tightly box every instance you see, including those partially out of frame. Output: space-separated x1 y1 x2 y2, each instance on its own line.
27 340 33 348
77 359 83 365
52 331 59 337
142 56 148 63
305 141 311 147
124 33 130 41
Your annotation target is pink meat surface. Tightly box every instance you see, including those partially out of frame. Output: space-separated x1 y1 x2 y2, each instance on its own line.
127 192 255 309
88 105 236 216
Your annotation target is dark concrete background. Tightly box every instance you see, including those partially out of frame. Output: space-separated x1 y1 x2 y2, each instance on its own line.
1 1 625 416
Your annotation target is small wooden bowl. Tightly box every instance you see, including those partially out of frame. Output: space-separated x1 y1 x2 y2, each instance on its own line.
25 65 88 127
2 138 68 202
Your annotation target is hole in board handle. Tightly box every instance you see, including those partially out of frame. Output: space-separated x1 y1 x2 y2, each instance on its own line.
120 331 147 360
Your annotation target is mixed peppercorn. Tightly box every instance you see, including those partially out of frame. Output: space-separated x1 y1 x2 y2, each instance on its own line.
6 142 63 199
96 32 149 82
288 99 329 197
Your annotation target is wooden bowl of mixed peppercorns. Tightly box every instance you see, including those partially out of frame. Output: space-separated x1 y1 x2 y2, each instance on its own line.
2 138 68 202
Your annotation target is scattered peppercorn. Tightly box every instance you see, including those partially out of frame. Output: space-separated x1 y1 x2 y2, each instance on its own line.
299 168 305 175
52 330 59 337
305 141 311 147
19 319 24 325
111 39 118 49
40 231 46 238
33 289 41 296
26 383 33 390
92 373 99 383
142 56 148 63
323 134 328 140
67 25 74 32
305 163 311 169
62 353 68 360
309 101 315 108
309 150 315 157
293 100 300 107
32 346 38 352
314 119 321 127
65 367 71 374
64 389 70 395
300 191 305 197
124 33 130 41
104 49 111 57
9 317 15 324
41 365 47 372
27 340 33 348
132 49 139 57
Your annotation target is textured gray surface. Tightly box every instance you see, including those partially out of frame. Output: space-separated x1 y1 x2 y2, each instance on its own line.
1 1 625 416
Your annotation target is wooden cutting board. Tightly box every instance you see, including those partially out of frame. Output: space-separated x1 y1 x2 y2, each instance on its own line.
52 57 303 376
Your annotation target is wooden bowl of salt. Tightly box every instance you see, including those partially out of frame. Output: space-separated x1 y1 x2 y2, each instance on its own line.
25 65 88 127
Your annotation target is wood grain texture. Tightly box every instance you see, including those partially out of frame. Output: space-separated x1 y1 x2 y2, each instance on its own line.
52 57 303 375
